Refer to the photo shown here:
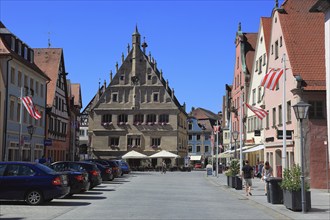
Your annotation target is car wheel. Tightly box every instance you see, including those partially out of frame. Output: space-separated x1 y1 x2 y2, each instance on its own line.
25 190 44 205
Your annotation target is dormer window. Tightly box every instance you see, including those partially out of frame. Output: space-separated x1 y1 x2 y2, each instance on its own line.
24 46 28 59
11 36 15 51
120 74 124 80
148 74 152 80
30 50 34 63
112 93 118 102
18 42 22 55
153 93 159 102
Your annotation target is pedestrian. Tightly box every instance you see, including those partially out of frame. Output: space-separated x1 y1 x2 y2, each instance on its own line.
161 160 166 174
241 160 254 196
261 161 273 195
39 155 46 164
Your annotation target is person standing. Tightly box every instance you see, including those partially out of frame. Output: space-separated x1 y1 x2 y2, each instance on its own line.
261 161 273 195
161 160 166 174
241 160 254 196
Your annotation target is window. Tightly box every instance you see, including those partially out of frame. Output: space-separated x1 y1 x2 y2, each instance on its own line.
9 99 14 120
308 101 324 119
153 93 159 102
118 114 128 123
39 110 43 127
109 137 119 147
205 146 209 153
18 42 22 55
275 40 279 59
120 74 124 80
271 45 273 55
30 78 34 96
287 101 291 122
23 107 27 123
18 71 22 87
263 54 266 66
35 81 39 96
17 102 21 122
146 114 156 123
280 36 282 47
30 50 34 63
134 114 144 123
196 146 201 152
151 138 161 147
255 60 258 72
258 87 262 102
102 114 112 123
272 108 276 127
10 67 15 85
148 74 152 80
188 135 192 140
40 84 44 98
188 123 192 130
24 75 28 87
258 56 262 73
159 114 169 123
24 47 28 59
266 112 269 129
11 36 15 51
112 93 118 102
252 89 256 105
197 135 200 140
278 105 282 125
188 146 192 153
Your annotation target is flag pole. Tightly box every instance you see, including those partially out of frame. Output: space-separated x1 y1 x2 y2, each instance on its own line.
19 86 24 161
211 133 214 175
240 92 243 172
282 53 287 173
216 120 219 177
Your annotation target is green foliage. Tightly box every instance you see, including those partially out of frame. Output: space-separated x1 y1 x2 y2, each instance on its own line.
224 169 232 176
229 159 240 176
280 164 310 191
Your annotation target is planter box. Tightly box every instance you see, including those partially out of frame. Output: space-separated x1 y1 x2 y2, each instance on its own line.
235 176 242 190
228 176 236 188
283 190 311 211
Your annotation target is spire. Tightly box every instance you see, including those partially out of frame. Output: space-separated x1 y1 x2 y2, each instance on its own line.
121 52 124 63
275 0 279 8
238 22 241 32
127 43 130 54
132 24 141 48
110 70 113 82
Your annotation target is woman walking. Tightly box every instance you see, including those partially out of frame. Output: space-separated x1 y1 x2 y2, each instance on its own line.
261 161 273 195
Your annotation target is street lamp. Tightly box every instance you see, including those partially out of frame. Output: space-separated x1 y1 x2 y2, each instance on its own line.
232 131 239 159
292 101 311 214
27 125 36 162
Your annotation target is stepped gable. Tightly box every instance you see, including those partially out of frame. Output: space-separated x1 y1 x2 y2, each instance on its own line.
279 0 325 90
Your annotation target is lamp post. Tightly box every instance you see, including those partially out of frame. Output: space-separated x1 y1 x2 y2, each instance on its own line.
27 125 36 162
292 101 311 214
232 131 239 159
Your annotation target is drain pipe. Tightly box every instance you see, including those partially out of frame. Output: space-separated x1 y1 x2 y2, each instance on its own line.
3 56 13 161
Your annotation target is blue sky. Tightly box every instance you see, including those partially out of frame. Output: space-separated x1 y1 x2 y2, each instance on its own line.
0 0 281 114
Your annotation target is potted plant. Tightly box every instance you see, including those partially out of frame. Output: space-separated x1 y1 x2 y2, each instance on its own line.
280 164 311 211
225 159 241 189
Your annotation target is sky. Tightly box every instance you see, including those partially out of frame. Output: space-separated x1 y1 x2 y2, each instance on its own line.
0 0 282 114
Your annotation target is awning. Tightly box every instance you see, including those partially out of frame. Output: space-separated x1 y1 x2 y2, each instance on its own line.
190 155 202 161
243 145 265 153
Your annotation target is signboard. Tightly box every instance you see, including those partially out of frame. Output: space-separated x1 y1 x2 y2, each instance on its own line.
44 139 52 146
254 130 261 136
277 130 293 140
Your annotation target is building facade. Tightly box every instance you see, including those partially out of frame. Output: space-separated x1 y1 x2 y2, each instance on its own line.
88 27 188 167
34 48 71 162
0 22 50 161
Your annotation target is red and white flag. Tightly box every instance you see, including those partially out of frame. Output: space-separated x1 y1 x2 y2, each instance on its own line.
260 68 284 90
213 125 220 134
21 96 41 120
245 103 268 120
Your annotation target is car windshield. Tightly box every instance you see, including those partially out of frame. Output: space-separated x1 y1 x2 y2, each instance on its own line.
36 163 57 174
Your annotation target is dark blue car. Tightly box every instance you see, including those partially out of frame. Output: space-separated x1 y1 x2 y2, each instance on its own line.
0 161 70 205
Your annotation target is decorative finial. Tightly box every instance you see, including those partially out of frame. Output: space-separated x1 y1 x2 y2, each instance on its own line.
110 70 113 82
238 22 241 32
142 36 148 54
275 0 279 8
116 62 118 72
127 43 130 54
122 53 124 63
48 32 51 48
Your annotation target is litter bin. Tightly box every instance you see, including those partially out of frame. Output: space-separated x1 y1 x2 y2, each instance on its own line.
206 164 212 176
268 177 283 204
266 178 271 203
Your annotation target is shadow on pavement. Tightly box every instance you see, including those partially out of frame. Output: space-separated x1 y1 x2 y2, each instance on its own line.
65 195 106 200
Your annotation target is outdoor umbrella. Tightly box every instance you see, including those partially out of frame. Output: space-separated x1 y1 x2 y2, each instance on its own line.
149 150 180 158
121 150 149 159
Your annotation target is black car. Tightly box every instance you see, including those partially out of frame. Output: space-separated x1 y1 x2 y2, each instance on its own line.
49 163 90 196
0 161 70 205
84 159 119 179
51 161 102 189
94 162 113 181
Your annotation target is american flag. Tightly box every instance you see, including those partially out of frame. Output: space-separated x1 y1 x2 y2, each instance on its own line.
260 68 284 90
21 96 41 120
245 103 268 120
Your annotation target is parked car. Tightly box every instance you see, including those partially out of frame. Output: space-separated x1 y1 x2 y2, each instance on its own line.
194 163 202 169
94 162 113 181
0 161 70 205
51 161 102 189
84 159 121 178
116 160 131 174
49 163 90 196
